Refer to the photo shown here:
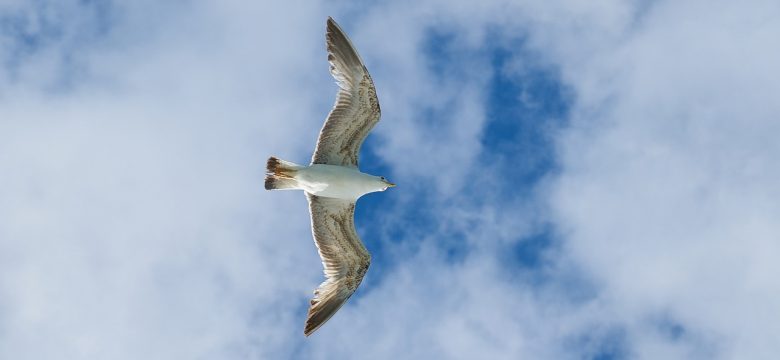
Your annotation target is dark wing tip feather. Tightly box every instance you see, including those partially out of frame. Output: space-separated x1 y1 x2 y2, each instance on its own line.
303 293 349 337
326 16 340 35
325 17 363 70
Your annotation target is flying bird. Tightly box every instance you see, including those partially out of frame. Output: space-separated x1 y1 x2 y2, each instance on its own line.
265 17 394 336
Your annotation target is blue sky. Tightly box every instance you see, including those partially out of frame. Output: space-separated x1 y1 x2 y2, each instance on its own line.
2 0 780 359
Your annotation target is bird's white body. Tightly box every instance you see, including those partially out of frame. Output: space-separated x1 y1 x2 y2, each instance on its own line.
296 164 388 200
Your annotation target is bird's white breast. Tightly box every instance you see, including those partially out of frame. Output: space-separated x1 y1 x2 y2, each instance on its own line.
295 164 378 200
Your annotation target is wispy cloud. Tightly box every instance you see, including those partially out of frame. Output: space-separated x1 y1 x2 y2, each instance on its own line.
2 0 779 359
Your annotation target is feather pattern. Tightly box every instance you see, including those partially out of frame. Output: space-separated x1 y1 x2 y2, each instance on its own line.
304 194 371 336
310 17 381 168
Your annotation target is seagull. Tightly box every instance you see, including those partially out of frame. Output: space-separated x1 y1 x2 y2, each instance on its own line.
264 17 394 337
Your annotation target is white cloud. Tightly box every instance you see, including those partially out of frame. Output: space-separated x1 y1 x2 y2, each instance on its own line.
548 0 780 358
0 2 333 358
2 0 779 359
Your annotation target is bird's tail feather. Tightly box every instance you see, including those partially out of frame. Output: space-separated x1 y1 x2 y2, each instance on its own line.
265 156 303 190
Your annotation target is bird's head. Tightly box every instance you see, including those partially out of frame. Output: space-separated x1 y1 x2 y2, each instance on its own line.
378 176 396 191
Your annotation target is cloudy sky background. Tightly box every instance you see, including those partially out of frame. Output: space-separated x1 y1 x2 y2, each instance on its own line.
2 0 779 358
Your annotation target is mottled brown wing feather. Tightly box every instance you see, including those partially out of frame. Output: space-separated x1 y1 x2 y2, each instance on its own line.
304 194 371 336
310 17 381 168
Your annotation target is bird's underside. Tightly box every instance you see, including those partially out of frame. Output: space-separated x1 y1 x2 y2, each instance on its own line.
265 16 383 337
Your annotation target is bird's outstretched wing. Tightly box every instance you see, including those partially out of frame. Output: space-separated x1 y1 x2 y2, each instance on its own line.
310 17 381 168
304 194 371 336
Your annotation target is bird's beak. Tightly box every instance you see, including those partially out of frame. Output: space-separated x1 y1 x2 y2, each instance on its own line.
386 182 396 188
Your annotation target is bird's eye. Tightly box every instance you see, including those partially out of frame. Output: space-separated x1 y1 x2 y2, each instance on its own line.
380 176 385 180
